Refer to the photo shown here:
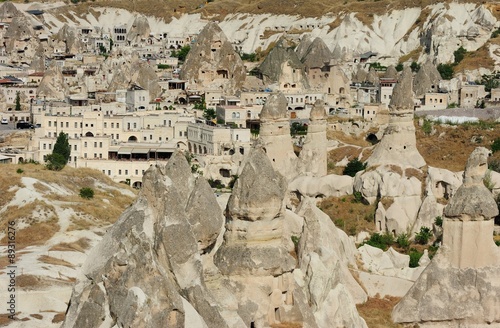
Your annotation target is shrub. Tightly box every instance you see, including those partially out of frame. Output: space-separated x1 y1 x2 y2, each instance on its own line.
46 132 71 171
16 168 24 174
157 64 171 69
228 175 239 189
343 158 367 177
492 138 500 153
422 119 432 135
365 232 395 250
437 63 454 80
45 153 66 171
208 179 224 189
434 216 443 227
396 233 410 249
453 46 467 64
409 248 423 268
79 187 94 199
352 191 364 203
410 61 420 72
414 226 432 245
395 63 404 72
489 159 500 173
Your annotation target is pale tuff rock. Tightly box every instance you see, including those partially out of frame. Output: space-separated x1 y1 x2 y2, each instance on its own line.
366 67 426 168
352 64 368 83
62 152 228 328
289 174 354 199
29 44 46 72
258 38 310 89
127 16 151 45
413 59 442 98
3 15 35 53
393 147 500 326
0 1 22 20
258 93 299 181
52 24 85 55
366 67 380 86
36 62 69 100
299 37 333 69
295 34 313 60
181 22 246 95
63 146 368 327
299 99 328 176
358 245 427 281
384 65 399 79
105 52 162 99
225 147 287 223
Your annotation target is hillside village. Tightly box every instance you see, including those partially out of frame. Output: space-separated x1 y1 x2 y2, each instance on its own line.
0 0 500 327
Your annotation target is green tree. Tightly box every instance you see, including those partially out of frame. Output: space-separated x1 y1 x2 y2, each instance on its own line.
15 92 21 111
414 226 432 245
46 132 71 171
343 158 367 177
410 61 420 72
453 46 467 64
437 63 454 80
395 63 404 72
203 108 216 121
171 45 191 62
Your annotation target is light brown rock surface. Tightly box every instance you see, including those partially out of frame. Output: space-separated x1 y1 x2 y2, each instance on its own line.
36 63 69 100
392 147 500 327
181 22 246 95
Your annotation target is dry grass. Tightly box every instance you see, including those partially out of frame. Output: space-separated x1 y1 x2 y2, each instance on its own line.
387 165 403 176
52 313 65 324
416 120 500 171
38 255 75 268
319 195 377 236
0 216 59 250
405 167 425 181
357 296 403 328
398 46 423 64
328 146 363 163
16 275 50 289
271 323 302 328
454 43 495 72
0 313 13 326
49 238 91 253
380 197 394 210
30 314 43 320
327 130 371 147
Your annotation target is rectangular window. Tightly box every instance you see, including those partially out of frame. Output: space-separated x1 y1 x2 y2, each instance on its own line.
74 122 78 128
135 169 138 175
108 170 111 175
104 122 107 128
119 169 122 175
48 121 51 127
84 142 87 147
116 123 119 128
94 142 97 147
43 144 46 150
94 153 97 158
125 170 128 175
99 153 102 159
84 153 87 158
74 145 77 150
179 131 182 137
66 122 69 128
99 142 102 148
116 134 119 139
111 123 114 128
48 144 52 150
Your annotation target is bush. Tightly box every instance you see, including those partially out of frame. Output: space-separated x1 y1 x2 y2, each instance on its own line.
79 187 94 199
208 179 224 189
396 233 410 249
157 64 171 69
409 248 423 268
437 63 454 80
45 153 66 171
414 226 432 245
365 232 395 250
453 46 467 64
489 159 500 173
434 216 443 227
492 138 500 153
410 61 420 72
343 158 367 177
352 191 364 203
228 175 239 189
395 63 404 72
422 119 432 135
16 168 23 174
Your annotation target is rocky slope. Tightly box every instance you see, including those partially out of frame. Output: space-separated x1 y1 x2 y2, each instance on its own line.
26 1 500 72
0 163 137 328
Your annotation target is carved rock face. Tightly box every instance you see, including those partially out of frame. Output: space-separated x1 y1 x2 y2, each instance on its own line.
389 66 414 112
